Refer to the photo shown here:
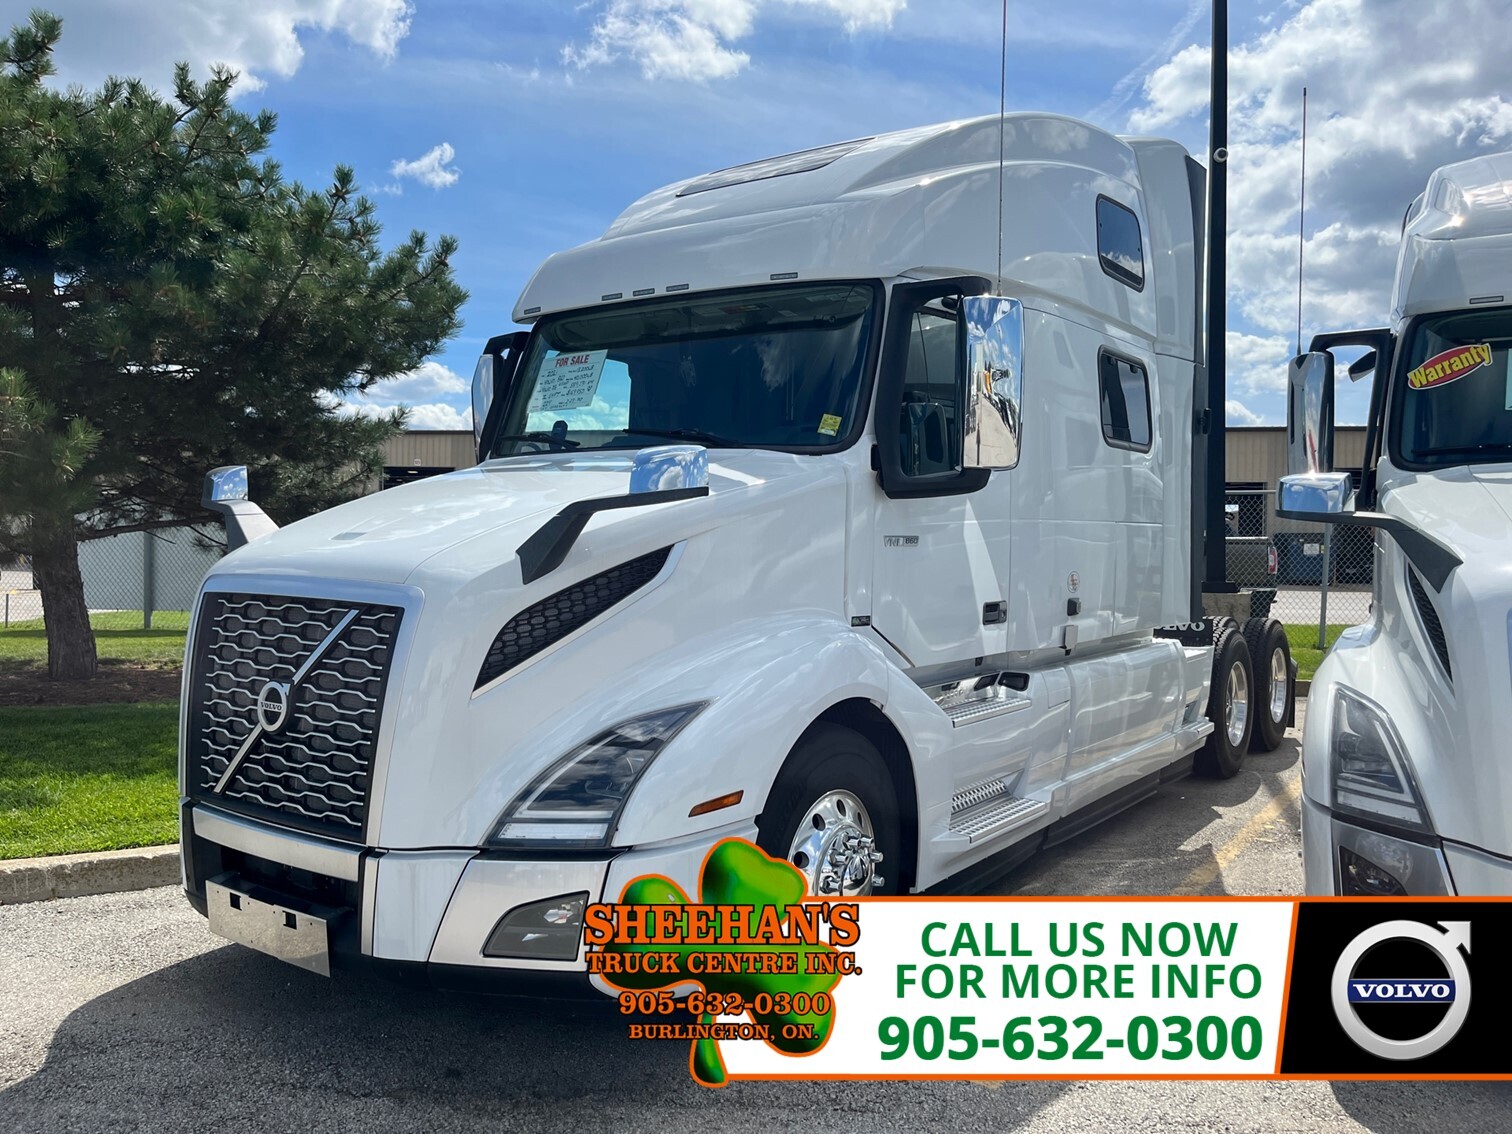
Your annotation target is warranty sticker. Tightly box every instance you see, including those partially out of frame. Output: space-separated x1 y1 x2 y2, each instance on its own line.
1408 343 1493 390
818 413 843 437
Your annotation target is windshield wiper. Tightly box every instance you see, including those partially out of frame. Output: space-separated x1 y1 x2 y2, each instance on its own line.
490 432 581 452
620 427 741 448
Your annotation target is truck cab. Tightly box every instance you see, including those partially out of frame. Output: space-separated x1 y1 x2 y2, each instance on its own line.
180 113 1278 985
1286 151 1512 895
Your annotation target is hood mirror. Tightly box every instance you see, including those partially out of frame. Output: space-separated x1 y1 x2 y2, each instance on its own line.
203 465 249 505
630 445 709 494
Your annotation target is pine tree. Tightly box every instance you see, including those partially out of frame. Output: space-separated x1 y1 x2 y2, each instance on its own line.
0 12 467 679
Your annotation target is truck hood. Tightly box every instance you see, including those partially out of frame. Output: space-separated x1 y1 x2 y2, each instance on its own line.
208 449 805 587
1379 464 1512 857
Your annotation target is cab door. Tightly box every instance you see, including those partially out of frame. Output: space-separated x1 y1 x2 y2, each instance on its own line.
870 279 1012 673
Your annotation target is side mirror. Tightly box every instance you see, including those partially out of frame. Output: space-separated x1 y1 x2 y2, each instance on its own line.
1280 351 1352 519
1285 351 1336 478
962 295 1024 470
471 354 497 449
474 331 532 463
1347 350 1377 382
629 445 709 494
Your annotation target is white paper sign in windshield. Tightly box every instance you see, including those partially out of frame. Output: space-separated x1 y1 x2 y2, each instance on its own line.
529 350 608 412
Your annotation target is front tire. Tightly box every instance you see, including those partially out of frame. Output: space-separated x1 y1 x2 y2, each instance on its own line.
1195 624 1254 778
757 723 900 896
1242 617 1292 752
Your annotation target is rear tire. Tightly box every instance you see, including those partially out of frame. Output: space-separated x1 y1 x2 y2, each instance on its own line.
1195 624 1254 778
1242 617 1292 753
757 724 900 897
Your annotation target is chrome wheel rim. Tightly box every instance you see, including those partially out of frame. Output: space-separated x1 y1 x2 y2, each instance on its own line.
1226 659 1250 747
1269 646 1288 724
786 790 883 897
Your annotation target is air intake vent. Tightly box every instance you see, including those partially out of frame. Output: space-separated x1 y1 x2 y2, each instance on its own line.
476 547 673 690
1407 568 1451 679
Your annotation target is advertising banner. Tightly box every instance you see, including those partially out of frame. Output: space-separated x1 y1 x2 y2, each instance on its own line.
586 839 1505 1086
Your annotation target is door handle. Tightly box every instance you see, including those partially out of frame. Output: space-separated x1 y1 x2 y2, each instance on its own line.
982 601 1007 625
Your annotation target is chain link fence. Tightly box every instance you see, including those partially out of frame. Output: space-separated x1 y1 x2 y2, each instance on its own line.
1225 487 1373 649
2 527 224 630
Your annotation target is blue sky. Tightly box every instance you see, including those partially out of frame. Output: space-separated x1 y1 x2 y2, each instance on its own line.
34 1 1512 428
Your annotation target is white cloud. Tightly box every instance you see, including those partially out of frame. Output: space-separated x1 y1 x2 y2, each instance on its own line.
1226 330 1293 396
40 0 413 93
563 0 906 81
1226 399 1265 426
1129 0 1512 344
391 143 460 189
399 403 472 430
336 361 471 429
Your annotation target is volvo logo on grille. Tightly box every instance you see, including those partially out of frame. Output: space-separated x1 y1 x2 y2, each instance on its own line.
255 681 291 733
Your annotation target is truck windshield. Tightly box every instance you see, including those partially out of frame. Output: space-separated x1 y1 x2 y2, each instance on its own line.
487 282 878 458
1395 308 1512 467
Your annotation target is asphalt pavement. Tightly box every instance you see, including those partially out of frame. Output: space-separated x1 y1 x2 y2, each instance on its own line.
3 711 1509 1133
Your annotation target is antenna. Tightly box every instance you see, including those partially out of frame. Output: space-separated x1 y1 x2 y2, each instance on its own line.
1296 86 1308 356
996 0 1008 286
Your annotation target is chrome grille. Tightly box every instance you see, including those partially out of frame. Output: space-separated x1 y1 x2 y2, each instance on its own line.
188 593 402 840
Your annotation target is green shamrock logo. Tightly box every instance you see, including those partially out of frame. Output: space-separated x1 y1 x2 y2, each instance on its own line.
598 838 849 1086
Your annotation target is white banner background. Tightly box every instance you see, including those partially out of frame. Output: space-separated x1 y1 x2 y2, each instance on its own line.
719 900 1295 1078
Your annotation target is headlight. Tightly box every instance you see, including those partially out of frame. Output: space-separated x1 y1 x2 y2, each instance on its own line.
1329 687 1432 835
488 703 706 848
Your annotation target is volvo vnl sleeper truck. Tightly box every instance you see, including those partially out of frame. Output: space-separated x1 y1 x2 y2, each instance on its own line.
180 113 1293 984
1286 150 1512 896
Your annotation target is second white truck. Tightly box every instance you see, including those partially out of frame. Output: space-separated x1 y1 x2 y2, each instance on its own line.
1286 150 1512 896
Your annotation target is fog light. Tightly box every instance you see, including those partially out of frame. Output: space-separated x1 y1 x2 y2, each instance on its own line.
483 892 589 961
1339 847 1408 896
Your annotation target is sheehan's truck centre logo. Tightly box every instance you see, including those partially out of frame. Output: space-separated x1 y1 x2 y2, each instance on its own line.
593 851 1511 1084
584 838 861 1087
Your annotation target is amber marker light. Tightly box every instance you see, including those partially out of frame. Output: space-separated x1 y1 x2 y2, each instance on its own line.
689 791 744 817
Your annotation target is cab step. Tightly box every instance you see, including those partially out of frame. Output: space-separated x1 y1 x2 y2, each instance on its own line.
947 779 1050 844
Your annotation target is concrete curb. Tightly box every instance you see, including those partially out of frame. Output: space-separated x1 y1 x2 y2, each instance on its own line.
0 844 178 906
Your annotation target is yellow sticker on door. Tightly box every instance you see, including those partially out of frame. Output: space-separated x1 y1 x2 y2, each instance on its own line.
818 414 843 436
1407 343 1492 390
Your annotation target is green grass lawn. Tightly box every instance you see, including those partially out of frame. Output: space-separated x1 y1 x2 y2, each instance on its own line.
0 610 189 669
0 702 179 859
1285 623 1350 683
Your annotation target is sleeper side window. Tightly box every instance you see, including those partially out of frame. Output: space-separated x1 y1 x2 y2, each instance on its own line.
1096 196 1145 291
1098 350 1152 452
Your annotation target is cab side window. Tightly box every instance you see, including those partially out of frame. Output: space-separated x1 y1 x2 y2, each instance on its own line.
1098 350 1152 452
1096 196 1144 291
899 309 961 476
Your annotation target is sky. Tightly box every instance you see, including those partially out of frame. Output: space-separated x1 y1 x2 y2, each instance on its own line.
25 0 1512 429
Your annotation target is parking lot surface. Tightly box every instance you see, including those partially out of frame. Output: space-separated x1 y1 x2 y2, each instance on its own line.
3 713 1508 1132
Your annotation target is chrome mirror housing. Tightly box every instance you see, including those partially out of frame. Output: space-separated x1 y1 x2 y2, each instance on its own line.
630 445 709 494
962 295 1024 471
1286 351 1336 478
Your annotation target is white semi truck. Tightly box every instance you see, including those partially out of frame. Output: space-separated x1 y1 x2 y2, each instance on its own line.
180 111 1295 985
1287 150 1512 896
